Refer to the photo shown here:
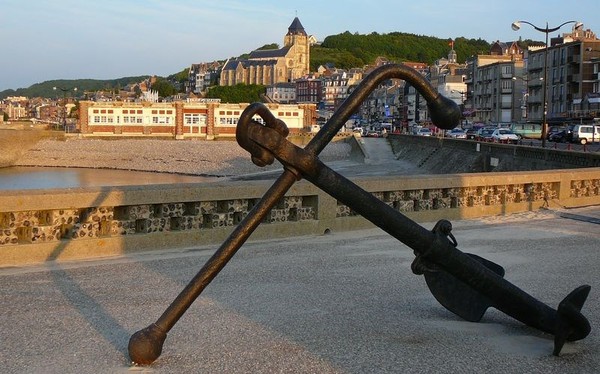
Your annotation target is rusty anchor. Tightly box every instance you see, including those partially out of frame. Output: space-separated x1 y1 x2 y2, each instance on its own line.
128 64 591 365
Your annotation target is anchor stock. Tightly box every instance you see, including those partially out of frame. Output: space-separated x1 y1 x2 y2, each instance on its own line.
128 64 591 365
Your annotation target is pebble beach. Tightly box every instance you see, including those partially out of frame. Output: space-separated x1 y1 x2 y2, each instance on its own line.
14 137 353 177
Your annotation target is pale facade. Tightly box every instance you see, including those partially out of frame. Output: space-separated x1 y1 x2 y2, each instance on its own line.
78 100 316 139
465 44 526 124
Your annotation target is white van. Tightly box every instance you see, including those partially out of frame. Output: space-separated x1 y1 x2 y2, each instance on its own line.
571 124 600 144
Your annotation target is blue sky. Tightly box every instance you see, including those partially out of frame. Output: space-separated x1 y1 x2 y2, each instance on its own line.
2 0 599 91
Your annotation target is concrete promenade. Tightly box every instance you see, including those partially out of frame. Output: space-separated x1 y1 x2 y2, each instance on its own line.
1 205 599 373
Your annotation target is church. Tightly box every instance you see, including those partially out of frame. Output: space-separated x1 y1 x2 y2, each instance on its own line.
219 17 313 86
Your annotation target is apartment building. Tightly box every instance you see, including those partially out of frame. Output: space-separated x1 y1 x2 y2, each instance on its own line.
532 28 600 122
465 26 600 126
266 83 296 103
1 97 28 120
319 67 363 112
466 41 526 124
471 58 525 123
295 76 323 104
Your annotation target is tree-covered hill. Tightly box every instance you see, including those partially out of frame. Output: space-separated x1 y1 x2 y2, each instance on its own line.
0 76 150 100
311 31 492 70
311 31 544 70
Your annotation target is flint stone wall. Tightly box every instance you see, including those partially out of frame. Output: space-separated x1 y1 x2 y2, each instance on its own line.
1 168 599 265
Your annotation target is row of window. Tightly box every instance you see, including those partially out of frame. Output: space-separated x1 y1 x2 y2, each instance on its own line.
91 115 171 125
89 114 235 127
88 110 303 127
91 109 175 115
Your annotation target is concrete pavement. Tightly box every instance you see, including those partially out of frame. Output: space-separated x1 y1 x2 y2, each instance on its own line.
1 205 599 373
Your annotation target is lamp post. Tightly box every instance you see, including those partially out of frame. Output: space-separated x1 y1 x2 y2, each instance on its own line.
511 75 537 122
451 90 468 128
53 86 77 132
511 20 582 148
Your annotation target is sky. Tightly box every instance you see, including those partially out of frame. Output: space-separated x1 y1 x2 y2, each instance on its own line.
2 0 600 91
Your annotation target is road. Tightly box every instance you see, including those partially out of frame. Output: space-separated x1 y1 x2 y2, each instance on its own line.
507 138 600 152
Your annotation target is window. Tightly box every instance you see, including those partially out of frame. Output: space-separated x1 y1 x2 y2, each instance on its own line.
184 113 206 125
152 116 171 124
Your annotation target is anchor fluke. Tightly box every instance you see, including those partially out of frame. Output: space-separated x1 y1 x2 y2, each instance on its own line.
553 285 592 356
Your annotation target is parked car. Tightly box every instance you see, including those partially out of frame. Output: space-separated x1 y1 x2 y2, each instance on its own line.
548 125 574 143
465 128 479 140
445 128 467 139
490 128 520 144
475 128 495 142
571 124 600 144
417 128 432 136
546 126 565 140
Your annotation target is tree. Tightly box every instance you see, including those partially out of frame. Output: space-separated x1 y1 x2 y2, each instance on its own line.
257 43 279 50
151 78 177 98
206 84 266 103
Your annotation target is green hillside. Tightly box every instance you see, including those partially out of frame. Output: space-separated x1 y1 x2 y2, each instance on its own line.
311 31 492 70
0 76 150 100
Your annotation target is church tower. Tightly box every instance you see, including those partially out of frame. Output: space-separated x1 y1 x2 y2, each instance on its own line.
283 17 310 80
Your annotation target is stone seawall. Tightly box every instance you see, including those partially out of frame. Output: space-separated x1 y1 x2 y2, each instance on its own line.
1 167 599 266
0 128 62 168
388 134 600 174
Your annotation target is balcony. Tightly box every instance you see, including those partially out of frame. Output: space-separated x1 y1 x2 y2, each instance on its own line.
567 55 581 64
528 81 543 88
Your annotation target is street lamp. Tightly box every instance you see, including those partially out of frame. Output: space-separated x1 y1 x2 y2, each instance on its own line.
511 20 583 147
53 86 78 132
511 75 541 122
451 90 468 127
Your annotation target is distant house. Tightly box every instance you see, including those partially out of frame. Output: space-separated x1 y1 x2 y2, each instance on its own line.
186 62 221 94
266 82 296 103
489 40 524 57
220 17 312 86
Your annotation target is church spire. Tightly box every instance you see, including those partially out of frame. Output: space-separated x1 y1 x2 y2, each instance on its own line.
448 39 457 64
287 17 307 36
